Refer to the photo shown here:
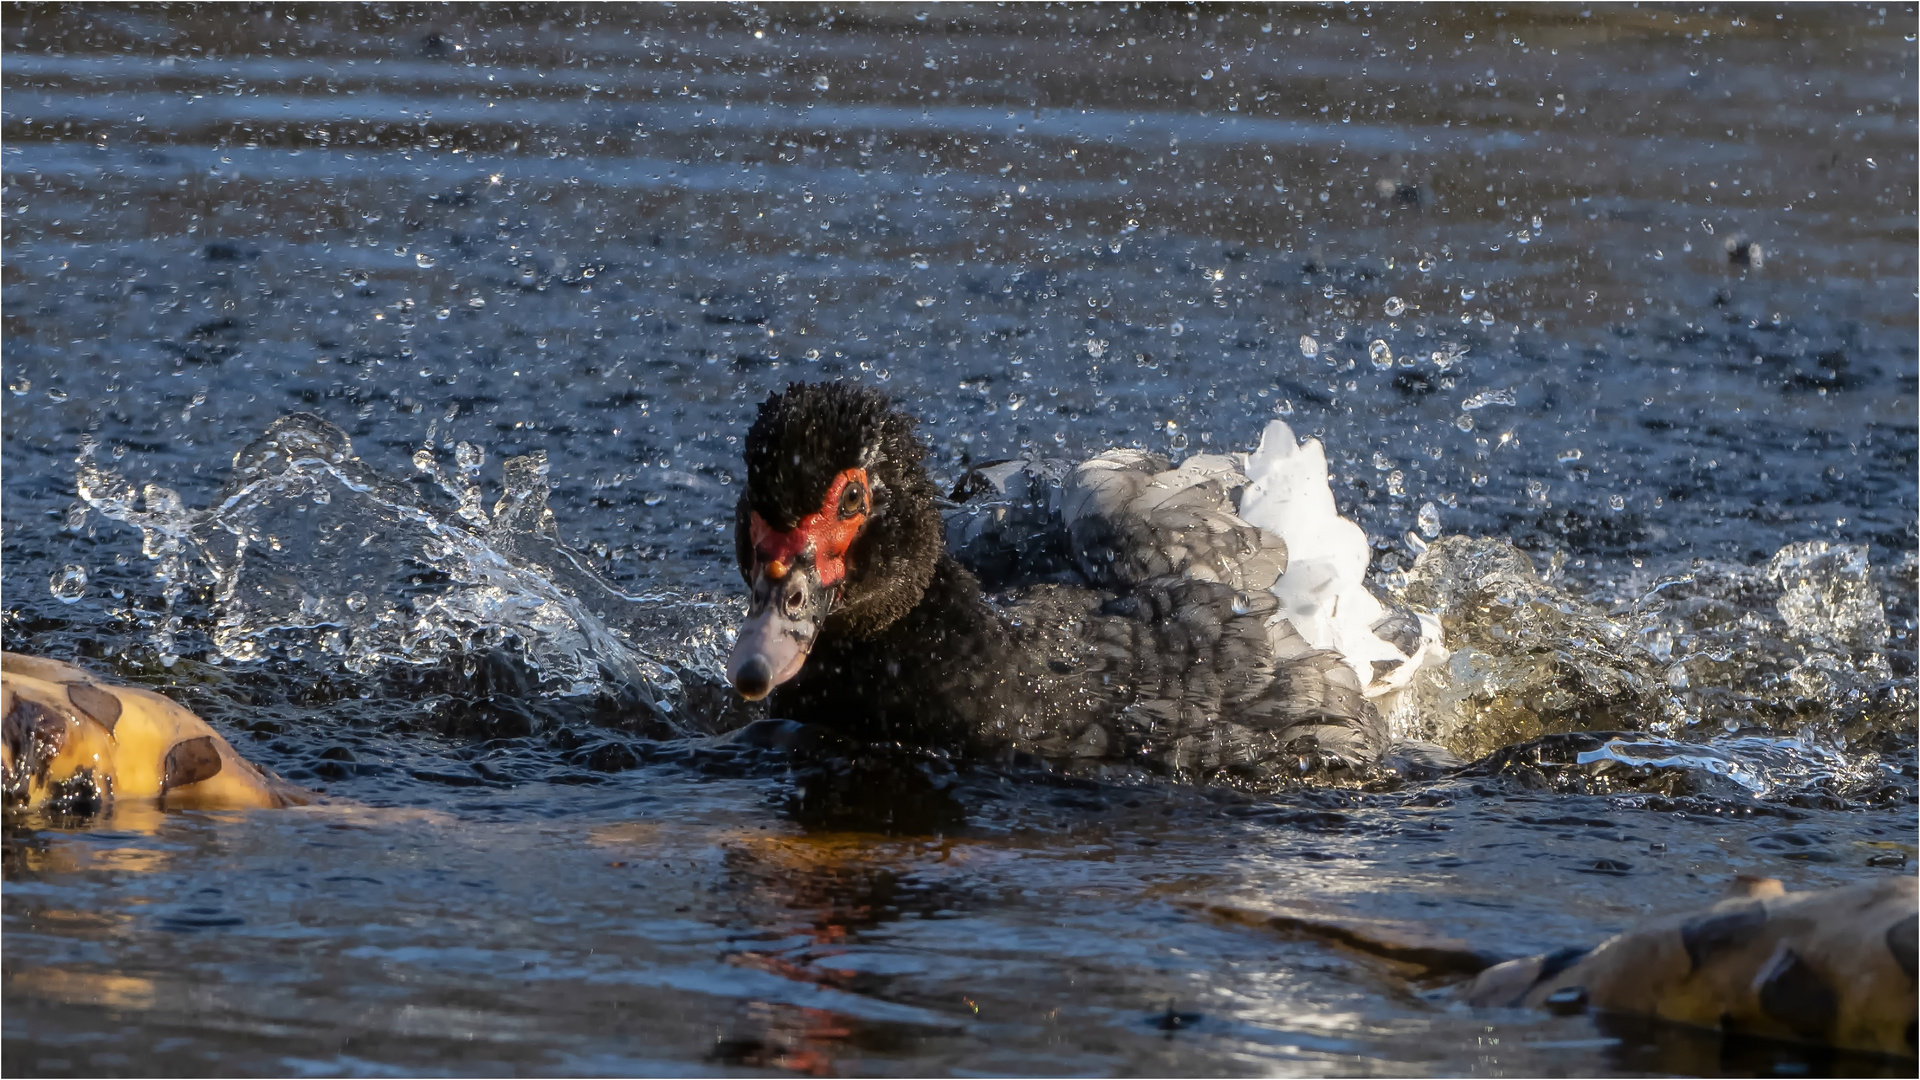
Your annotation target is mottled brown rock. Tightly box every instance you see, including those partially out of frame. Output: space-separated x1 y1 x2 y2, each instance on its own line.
2 652 310 812
1464 876 1916 1058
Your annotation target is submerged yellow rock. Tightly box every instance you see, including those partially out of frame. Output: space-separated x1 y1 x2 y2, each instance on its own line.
1 652 310 813
1464 875 1917 1058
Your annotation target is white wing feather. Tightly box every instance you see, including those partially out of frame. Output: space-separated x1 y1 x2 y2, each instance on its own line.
1237 420 1445 703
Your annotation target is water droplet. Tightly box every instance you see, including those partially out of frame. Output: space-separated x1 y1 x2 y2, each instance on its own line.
1383 296 1406 317
415 252 437 269
350 272 369 288
643 492 665 507
1478 310 1495 327
1298 335 1319 358
1608 494 1626 511
1368 340 1393 369
46 387 68 402
345 591 369 613
50 564 87 604
1455 413 1475 432
1372 451 1393 471
1417 501 1441 538
467 296 486 308
1201 68 1215 80
455 441 485 473
7 378 28 396
1460 388 1517 411
812 74 830 91
1460 286 1476 301
437 308 451 320
1416 256 1435 273
1169 432 1189 450
1557 448 1584 463
1168 321 1184 337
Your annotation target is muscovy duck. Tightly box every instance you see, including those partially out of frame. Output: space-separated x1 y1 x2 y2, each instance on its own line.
725 382 1447 784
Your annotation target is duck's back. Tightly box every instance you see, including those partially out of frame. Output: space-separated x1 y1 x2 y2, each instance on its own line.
944 424 1445 781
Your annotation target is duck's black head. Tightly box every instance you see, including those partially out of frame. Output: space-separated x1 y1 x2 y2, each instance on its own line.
726 382 942 700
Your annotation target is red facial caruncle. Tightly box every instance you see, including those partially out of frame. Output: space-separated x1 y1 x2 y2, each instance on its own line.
748 467 869 587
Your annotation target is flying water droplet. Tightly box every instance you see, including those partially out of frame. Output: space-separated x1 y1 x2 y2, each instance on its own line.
1417 501 1441 538
1460 388 1517 411
415 252 437 269
1298 335 1319 358
1368 340 1393 369
1383 296 1406 316
1608 494 1626 511
50 564 87 604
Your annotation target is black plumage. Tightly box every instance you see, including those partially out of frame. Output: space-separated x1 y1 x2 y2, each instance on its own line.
732 381 1390 787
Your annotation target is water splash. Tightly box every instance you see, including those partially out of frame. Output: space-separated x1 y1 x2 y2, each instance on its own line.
78 414 732 727
1573 733 1882 800
1388 535 1911 785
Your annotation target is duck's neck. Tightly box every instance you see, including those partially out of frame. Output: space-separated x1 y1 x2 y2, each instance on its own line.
768 553 1010 752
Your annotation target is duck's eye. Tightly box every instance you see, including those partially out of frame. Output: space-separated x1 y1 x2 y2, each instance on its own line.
837 479 867 519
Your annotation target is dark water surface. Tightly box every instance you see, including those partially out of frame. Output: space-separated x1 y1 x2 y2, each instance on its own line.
4 6 1916 1076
